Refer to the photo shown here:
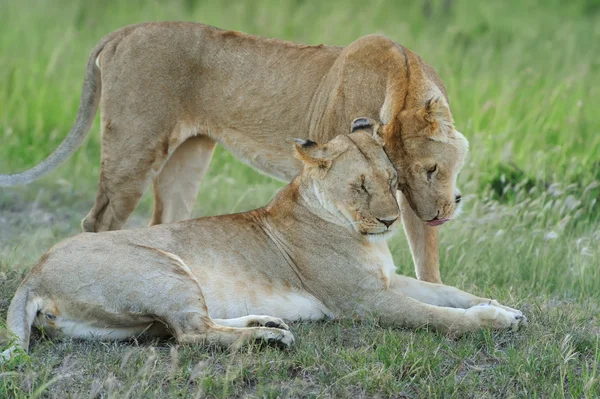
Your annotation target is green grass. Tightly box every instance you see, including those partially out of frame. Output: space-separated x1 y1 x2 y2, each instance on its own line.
1 0 599 397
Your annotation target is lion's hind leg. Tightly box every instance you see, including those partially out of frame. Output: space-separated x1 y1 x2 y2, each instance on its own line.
150 135 217 226
212 315 290 330
159 284 294 349
135 247 294 349
161 303 294 349
175 322 295 349
81 113 177 232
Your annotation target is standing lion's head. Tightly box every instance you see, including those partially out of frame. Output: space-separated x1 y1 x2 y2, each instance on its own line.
359 94 468 226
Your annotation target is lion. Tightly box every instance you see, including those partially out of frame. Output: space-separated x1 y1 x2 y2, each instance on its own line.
0 22 461 283
1 123 525 361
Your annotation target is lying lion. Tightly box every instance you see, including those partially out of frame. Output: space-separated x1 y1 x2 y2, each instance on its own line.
2 122 525 360
0 22 462 283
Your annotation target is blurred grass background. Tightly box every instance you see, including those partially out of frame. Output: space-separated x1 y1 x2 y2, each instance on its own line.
1 0 599 397
2 0 599 200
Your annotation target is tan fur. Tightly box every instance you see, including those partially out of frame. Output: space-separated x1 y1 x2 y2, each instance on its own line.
0 22 465 283
2 129 524 360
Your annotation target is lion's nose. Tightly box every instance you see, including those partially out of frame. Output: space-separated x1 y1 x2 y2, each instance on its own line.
377 217 398 228
455 194 462 204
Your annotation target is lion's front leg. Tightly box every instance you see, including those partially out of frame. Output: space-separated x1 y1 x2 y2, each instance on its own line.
365 289 526 335
397 191 442 283
389 274 523 317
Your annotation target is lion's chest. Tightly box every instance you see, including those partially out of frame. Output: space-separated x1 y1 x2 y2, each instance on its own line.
351 241 397 290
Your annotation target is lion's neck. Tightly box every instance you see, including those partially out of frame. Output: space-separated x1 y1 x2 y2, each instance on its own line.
262 176 361 243
256 177 395 311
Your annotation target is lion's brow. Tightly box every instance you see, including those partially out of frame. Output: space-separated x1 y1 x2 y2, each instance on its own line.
344 135 370 163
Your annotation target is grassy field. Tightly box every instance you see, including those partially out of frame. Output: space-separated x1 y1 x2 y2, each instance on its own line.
1 0 599 397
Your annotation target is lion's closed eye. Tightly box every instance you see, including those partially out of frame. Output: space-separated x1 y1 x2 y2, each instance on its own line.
354 175 370 195
360 182 369 194
426 165 437 181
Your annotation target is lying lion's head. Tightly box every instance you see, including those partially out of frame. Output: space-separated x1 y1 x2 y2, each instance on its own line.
294 127 400 241
371 95 469 226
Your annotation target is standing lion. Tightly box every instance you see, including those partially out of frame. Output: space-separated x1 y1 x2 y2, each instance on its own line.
0 22 464 283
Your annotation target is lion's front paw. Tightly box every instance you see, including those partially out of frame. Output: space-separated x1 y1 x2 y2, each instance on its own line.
261 329 295 349
467 303 527 331
247 315 290 330
486 300 524 318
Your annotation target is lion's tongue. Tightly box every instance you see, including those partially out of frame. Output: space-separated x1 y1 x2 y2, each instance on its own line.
426 218 450 227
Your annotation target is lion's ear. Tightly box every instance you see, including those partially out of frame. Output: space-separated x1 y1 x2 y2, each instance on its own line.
351 117 376 133
293 139 345 178
351 117 384 145
293 139 332 171
419 96 454 140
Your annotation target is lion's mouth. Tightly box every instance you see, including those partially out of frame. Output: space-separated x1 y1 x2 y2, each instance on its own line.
362 229 396 242
426 217 450 227
368 230 392 236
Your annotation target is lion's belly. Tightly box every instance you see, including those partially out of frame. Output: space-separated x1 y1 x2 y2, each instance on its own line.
199 278 334 321
211 127 303 182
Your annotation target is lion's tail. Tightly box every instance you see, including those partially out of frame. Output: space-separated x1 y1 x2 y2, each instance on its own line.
1 283 40 363
0 36 110 187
